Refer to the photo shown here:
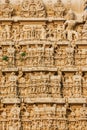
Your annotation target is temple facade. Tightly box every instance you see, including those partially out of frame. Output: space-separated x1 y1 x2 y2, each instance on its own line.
0 0 87 129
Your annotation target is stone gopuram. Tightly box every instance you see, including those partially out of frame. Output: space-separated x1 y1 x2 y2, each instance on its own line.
0 0 87 129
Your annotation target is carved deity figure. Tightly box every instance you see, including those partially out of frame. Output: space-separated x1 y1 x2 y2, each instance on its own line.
18 71 25 83
2 25 11 40
41 74 50 95
29 0 37 17
19 25 24 40
7 72 18 96
7 45 15 67
63 9 79 41
46 25 55 41
21 0 46 17
61 106 66 118
44 46 54 66
21 0 29 17
37 46 44 66
22 0 29 11
80 104 87 118
46 0 54 17
54 0 65 18
66 43 74 66
18 71 26 91
1 0 13 18
0 74 6 96
30 75 37 95
10 104 20 119
73 71 82 97
51 71 61 97
56 107 62 118
9 104 21 130
12 26 19 41
36 0 46 17
33 104 40 118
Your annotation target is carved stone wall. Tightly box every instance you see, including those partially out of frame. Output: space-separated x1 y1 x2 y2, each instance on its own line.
0 0 87 130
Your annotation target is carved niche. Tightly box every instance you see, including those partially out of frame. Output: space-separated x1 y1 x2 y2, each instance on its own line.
20 0 46 18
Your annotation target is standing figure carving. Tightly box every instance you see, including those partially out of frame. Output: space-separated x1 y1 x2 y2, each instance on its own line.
1 0 13 18
7 45 15 67
66 43 74 66
63 9 79 41
2 25 11 41
9 104 21 130
7 72 18 97
73 71 82 97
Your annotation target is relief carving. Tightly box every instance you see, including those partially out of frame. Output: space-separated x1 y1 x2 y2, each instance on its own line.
1 0 13 18
0 1 87 130
73 71 82 97
54 0 65 18
8 104 21 130
7 72 18 97
63 9 79 41
66 43 74 66
21 0 46 18
7 45 15 67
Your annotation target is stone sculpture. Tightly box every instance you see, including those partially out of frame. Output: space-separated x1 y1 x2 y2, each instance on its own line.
0 0 87 130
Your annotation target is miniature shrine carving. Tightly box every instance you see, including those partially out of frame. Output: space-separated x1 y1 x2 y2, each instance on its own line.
21 0 46 18
0 0 87 130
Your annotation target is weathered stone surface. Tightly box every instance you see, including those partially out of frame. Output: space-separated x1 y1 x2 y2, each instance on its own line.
1 98 21 104
0 0 87 129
